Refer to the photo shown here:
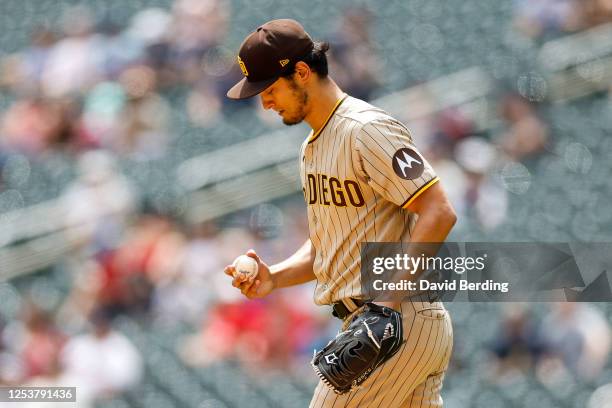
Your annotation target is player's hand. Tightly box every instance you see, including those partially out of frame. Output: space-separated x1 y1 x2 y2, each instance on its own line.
224 249 275 299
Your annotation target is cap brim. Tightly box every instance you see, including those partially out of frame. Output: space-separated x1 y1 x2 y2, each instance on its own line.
226 76 278 100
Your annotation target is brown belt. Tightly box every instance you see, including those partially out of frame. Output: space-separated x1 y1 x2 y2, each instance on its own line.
332 298 368 320
332 290 441 320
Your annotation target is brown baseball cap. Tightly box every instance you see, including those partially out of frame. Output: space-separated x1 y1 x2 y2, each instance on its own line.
226 19 314 99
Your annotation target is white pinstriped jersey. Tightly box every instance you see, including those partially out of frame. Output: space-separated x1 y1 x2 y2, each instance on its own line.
299 95 439 305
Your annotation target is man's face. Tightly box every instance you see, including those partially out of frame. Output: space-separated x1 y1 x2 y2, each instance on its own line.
260 75 308 126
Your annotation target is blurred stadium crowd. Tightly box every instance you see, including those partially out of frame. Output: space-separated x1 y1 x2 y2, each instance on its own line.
0 0 611 407
0 0 383 160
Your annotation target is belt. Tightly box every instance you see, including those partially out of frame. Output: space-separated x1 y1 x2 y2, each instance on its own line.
332 298 368 320
332 290 441 320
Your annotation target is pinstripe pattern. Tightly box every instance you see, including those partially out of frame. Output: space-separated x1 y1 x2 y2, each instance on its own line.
299 96 439 306
301 96 451 406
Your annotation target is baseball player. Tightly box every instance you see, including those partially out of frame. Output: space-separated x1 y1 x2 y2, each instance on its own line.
224 19 457 407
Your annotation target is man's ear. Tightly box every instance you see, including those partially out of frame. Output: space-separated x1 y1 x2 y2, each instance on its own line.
293 61 311 84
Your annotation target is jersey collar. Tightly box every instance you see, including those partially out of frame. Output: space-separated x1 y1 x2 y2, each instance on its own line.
307 94 348 144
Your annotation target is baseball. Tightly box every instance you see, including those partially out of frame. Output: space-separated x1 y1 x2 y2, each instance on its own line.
233 255 259 279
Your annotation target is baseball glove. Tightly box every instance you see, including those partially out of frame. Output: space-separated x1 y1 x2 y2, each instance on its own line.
311 303 404 394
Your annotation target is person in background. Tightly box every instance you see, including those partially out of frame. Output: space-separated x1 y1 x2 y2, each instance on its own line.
61 307 143 405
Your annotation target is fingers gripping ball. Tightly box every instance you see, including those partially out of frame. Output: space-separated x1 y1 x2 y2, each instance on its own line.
233 255 259 280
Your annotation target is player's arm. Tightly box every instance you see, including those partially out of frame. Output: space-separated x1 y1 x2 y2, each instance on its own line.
269 238 317 288
404 181 457 242
375 182 457 310
353 120 457 308
375 182 456 310
224 239 316 299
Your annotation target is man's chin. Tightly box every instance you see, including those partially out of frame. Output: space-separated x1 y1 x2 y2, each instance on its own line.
282 117 303 126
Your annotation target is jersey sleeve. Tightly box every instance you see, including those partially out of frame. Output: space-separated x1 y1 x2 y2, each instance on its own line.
352 118 439 209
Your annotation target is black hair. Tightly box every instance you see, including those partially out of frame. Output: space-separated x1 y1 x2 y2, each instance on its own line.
281 41 330 78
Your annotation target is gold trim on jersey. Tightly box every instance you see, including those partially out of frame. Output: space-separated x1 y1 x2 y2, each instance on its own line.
307 94 348 144
401 176 440 209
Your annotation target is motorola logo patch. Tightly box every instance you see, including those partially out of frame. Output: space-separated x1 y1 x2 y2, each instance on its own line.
392 148 424 180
